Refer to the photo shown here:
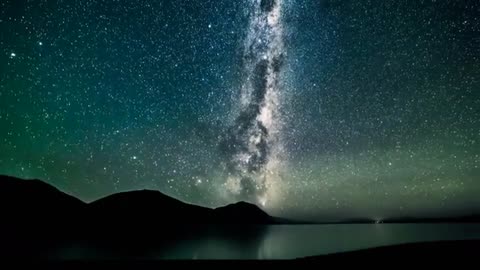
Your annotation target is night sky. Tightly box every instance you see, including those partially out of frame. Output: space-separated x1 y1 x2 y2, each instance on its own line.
1 0 479 221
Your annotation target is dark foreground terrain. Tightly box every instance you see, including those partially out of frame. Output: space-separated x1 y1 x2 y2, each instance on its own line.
1 240 478 268
1 175 479 265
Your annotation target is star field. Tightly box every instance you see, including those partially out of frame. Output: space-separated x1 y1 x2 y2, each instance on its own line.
1 0 479 221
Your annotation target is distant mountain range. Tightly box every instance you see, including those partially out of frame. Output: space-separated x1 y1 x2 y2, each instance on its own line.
1 175 479 229
381 216 480 223
0 175 297 239
330 216 480 224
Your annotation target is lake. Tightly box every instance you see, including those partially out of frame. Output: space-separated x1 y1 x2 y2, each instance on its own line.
51 223 480 260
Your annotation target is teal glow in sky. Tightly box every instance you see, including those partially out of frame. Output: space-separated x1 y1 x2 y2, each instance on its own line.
1 0 479 221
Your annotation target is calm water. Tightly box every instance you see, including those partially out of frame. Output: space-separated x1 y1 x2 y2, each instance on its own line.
53 224 480 260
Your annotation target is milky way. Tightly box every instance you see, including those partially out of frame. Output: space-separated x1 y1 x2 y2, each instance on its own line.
1 0 479 221
220 0 286 206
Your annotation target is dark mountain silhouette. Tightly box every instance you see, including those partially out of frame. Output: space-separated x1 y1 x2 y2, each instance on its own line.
335 218 377 224
0 175 277 258
0 175 87 239
2 175 479 226
0 175 277 223
213 201 273 224
2 174 478 229
0 175 86 213
88 190 278 226
0 175 279 240
89 189 213 225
